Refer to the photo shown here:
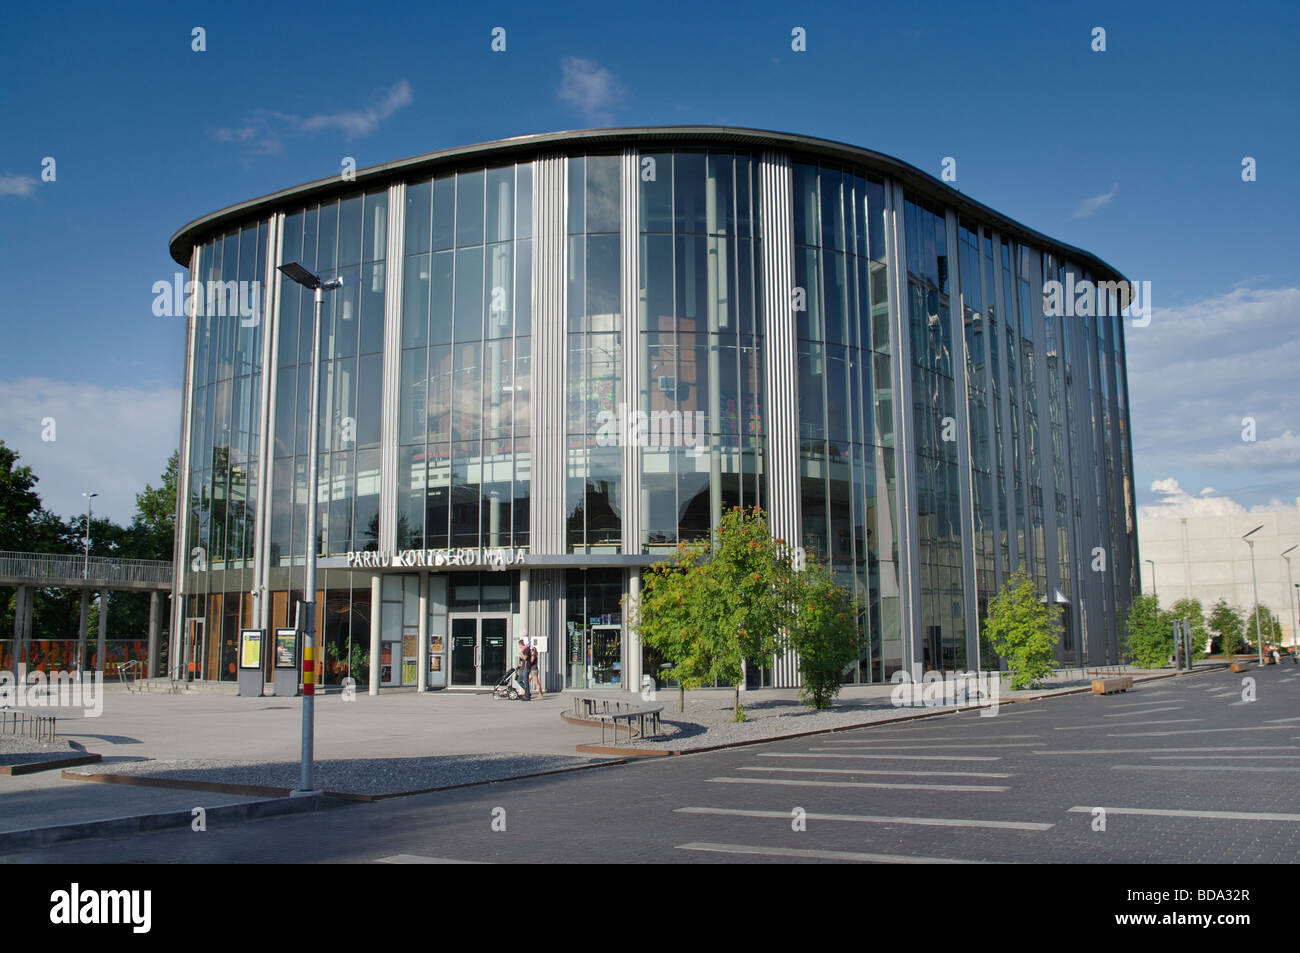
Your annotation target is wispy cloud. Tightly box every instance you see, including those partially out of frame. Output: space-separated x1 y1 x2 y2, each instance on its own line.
557 57 624 124
0 174 39 197
212 79 413 158
1072 183 1118 219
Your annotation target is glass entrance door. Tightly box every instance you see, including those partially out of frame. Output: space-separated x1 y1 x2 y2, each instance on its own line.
449 616 511 687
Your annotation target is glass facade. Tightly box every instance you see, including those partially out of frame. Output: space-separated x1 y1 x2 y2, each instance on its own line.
173 130 1138 687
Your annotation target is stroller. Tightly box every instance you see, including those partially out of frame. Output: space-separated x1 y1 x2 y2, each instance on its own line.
492 667 527 700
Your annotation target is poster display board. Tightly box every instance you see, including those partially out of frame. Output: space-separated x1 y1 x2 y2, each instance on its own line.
273 627 300 697
237 629 265 697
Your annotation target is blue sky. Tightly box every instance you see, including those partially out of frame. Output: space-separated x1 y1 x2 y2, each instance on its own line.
1 0 1297 523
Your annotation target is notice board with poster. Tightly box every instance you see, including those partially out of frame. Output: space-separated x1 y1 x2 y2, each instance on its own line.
273 627 300 697
237 629 265 697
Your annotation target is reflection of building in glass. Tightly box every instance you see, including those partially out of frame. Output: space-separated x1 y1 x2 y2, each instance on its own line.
169 128 1138 691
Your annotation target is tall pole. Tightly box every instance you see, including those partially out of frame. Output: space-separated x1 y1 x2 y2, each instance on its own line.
1145 558 1156 605
1283 546 1296 653
82 492 97 580
1243 526 1264 665
300 284 325 795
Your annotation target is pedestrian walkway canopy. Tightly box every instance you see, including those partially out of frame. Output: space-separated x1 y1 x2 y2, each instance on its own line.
0 551 172 592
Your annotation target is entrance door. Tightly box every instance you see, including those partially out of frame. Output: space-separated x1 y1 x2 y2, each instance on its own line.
449 616 511 687
183 618 204 681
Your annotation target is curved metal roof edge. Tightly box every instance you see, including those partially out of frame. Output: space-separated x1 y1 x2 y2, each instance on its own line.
169 125 1127 282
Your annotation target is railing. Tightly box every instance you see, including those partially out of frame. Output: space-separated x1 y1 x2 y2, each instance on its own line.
0 711 57 744
0 551 172 587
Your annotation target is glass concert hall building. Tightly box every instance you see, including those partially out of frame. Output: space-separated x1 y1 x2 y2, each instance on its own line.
167 127 1137 692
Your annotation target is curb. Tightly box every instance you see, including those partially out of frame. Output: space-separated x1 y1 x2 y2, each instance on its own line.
0 753 102 776
60 756 631 804
581 668 1216 758
0 792 350 854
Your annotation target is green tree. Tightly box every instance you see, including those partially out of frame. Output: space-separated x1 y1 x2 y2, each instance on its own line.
982 570 1061 689
1244 604 1283 648
1167 597 1210 662
1208 600 1245 655
786 562 859 709
0 440 44 551
634 506 797 721
1124 593 1173 668
122 451 178 561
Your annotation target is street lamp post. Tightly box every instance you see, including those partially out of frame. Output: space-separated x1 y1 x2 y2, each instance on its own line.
1145 558 1156 604
81 491 98 579
277 261 343 796
1283 545 1297 654
1242 525 1264 665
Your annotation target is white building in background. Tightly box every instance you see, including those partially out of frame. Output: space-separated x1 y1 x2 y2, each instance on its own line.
1137 507 1300 647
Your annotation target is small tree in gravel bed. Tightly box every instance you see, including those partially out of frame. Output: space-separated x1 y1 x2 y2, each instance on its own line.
983 570 1061 689
1123 593 1172 669
634 507 795 721
786 562 859 710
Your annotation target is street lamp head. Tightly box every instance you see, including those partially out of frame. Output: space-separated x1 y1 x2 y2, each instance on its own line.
279 261 324 289
279 261 344 292
1283 544 1297 558
1243 524 1264 543
83 491 98 498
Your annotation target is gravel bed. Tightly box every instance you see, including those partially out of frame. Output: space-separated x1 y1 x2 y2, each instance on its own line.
65 752 617 796
0 736 79 766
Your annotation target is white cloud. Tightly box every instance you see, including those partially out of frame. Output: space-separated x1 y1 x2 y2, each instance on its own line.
557 58 624 123
1072 183 1118 218
1137 478 1299 519
1194 429 1300 470
0 174 39 197
1127 285 1300 479
212 79 413 157
0 377 181 525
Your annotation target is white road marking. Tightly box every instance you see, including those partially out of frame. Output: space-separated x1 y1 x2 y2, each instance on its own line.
676 842 985 863
1067 806 1300 822
1034 745 1297 755
1151 754 1300 760
374 854 481 864
818 734 1040 743
1109 726 1292 737
708 776 1008 792
760 752 1000 762
807 743 1035 750
1054 719 1201 731
1105 698 1179 708
1267 716 1300 723
1102 706 1184 717
1114 764 1300 773
675 806 1052 830
737 765 1013 778
1209 692 1240 699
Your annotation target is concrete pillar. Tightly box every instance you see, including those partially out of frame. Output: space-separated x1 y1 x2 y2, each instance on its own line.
148 591 160 678
417 572 429 693
78 589 90 673
369 574 381 696
13 585 27 678
626 568 642 696
519 567 530 682
97 591 108 674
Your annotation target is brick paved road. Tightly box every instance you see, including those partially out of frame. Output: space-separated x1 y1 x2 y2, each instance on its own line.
4 665 1298 863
